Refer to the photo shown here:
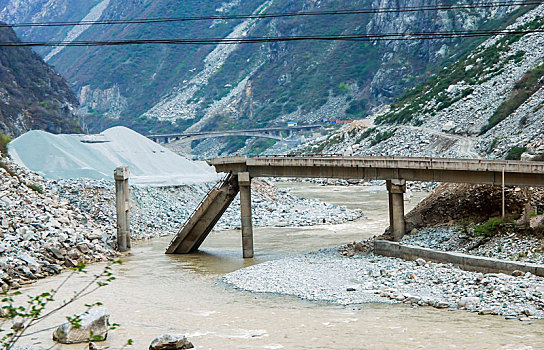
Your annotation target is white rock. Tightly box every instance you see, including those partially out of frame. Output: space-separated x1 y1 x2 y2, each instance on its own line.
149 334 194 350
53 307 110 344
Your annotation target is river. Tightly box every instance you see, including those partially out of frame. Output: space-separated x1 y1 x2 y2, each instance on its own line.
14 184 544 349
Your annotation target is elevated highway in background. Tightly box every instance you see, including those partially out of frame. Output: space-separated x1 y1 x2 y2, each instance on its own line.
167 155 544 258
147 124 322 144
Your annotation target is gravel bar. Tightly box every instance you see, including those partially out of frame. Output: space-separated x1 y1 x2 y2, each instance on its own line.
221 248 544 320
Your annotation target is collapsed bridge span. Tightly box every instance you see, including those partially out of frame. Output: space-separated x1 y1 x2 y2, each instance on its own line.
167 156 544 258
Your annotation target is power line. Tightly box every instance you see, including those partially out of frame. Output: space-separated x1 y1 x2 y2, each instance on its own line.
0 28 541 47
0 1 541 28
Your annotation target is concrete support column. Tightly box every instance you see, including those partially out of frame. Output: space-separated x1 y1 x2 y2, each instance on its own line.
387 179 406 242
114 166 131 252
238 172 254 258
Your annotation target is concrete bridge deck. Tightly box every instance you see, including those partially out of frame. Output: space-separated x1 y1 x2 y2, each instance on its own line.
210 156 544 186
167 155 544 258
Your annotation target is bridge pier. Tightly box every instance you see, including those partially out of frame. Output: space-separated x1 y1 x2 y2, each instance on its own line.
238 172 254 258
387 179 406 242
114 166 131 252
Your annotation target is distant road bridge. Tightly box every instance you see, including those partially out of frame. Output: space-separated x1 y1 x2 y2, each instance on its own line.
147 125 322 144
166 155 544 258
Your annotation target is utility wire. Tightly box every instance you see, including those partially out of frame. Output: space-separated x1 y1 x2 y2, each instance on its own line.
0 27 541 47
0 1 541 28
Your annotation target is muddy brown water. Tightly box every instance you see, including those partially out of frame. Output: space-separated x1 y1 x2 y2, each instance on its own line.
13 184 544 349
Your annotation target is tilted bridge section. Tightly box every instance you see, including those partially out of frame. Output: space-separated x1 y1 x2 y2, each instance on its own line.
148 125 322 144
166 155 544 258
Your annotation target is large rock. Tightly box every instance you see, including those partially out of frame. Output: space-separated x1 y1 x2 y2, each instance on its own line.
53 307 110 344
149 334 194 350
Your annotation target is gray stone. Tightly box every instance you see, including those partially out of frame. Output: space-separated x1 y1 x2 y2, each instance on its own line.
47 247 65 260
415 258 426 266
458 297 480 308
19 253 38 267
149 334 194 350
53 307 110 344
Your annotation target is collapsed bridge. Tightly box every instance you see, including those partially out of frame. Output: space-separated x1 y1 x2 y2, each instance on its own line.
166 155 544 258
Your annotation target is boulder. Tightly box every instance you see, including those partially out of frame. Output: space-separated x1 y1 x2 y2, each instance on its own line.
458 297 480 308
53 307 110 344
149 334 194 350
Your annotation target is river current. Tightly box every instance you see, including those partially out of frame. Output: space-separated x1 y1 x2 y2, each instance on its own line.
15 184 544 349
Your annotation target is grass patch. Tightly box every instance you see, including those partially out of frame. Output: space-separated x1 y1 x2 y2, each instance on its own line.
480 63 544 135
27 183 44 194
505 146 527 160
473 218 504 237
370 130 395 146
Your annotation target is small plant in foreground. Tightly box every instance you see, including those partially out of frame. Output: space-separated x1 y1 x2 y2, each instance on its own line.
0 260 130 349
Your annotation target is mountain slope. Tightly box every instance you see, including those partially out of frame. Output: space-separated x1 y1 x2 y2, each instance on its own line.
300 4 544 160
0 0 530 147
0 24 81 138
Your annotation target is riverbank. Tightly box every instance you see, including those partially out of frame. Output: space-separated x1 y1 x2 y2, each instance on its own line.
221 247 544 320
0 156 117 290
49 177 362 240
0 154 362 290
222 181 544 321
8 183 544 349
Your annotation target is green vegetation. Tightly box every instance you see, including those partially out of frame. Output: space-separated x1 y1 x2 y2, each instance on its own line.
473 218 504 237
0 133 10 156
505 146 527 160
377 15 543 126
480 63 544 135
220 136 250 155
247 138 278 154
489 137 499 152
519 115 528 127
0 25 82 135
27 183 44 194
370 130 395 146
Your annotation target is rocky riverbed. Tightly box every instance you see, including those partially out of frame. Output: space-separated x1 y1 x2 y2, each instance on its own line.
49 177 362 240
221 247 544 320
0 154 361 289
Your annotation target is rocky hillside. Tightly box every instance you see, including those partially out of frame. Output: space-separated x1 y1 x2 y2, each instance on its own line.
0 1 532 153
0 154 115 290
0 23 81 138
303 4 544 160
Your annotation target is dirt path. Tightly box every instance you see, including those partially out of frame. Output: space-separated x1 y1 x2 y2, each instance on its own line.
406 126 480 158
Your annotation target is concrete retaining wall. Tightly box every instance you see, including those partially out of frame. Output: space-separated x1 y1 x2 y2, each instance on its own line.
374 240 544 277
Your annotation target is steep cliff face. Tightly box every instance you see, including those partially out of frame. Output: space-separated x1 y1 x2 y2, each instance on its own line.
0 1 532 150
0 24 80 138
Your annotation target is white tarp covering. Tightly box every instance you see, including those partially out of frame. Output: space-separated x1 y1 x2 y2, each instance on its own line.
8 126 219 186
